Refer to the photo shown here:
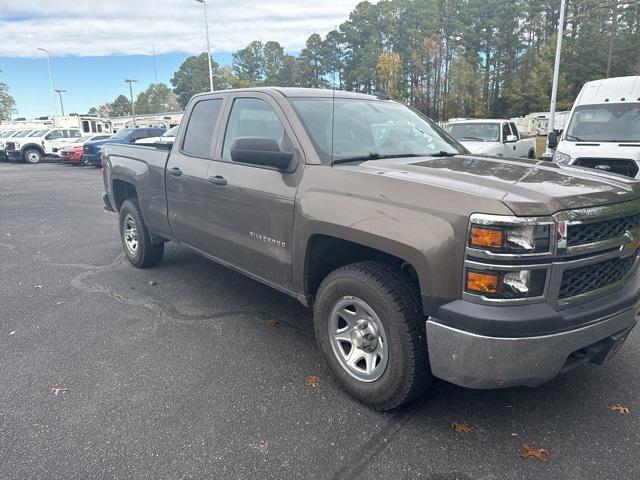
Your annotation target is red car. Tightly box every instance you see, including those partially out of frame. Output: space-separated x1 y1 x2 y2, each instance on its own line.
59 135 111 165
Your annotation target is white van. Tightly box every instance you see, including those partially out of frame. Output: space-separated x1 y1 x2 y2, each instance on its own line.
550 76 640 178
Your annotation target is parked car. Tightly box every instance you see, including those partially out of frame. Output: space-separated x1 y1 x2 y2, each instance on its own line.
5 128 82 163
550 75 640 178
82 127 166 168
0 130 18 161
1 130 36 161
59 135 112 165
135 125 179 144
445 119 536 158
102 87 639 410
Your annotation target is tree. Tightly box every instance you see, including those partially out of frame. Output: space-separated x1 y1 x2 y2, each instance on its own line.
108 95 132 117
0 82 16 121
171 53 234 109
232 41 265 85
87 107 99 115
376 52 404 99
445 54 484 117
263 41 286 85
298 33 328 88
135 83 180 114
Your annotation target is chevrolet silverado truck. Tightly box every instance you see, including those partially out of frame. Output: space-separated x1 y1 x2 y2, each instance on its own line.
445 119 536 159
101 87 640 410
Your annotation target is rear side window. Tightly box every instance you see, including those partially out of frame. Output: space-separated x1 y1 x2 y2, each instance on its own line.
509 123 519 139
182 99 223 158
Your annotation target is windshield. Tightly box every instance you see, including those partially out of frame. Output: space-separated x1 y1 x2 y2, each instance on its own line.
445 123 500 142
14 130 34 138
162 126 179 137
110 128 135 140
0 131 15 138
565 103 640 142
289 98 465 162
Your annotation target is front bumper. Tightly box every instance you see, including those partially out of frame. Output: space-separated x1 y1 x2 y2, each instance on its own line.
7 150 21 161
82 153 100 165
426 307 637 389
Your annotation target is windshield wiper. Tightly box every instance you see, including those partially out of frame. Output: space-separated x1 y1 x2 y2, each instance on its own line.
565 134 584 141
458 136 485 142
333 152 426 164
427 151 458 157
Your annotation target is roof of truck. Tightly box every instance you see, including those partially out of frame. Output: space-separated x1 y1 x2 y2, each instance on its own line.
575 76 640 105
195 87 383 101
446 119 512 124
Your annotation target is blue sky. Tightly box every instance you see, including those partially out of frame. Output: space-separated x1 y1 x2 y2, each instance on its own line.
1 53 233 118
0 0 368 118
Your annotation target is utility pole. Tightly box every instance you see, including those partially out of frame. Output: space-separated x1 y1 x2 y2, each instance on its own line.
54 89 66 116
606 1 619 78
125 79 138 127
194 0 214 92
37 48 58 121
545 0 567 156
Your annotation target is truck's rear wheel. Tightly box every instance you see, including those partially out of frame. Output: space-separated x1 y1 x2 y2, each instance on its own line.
24 149 43 164
314 261 432 410
119 199 164 268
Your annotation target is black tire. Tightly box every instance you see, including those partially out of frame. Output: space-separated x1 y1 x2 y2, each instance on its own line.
528 149 536 159
314 261 432 410
119 199 164 268
23 148 43 164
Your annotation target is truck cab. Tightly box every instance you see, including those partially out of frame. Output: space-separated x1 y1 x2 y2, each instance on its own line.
445 119 536 159
552 76 640 178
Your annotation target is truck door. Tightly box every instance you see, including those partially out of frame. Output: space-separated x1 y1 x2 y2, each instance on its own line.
510 122 527 158
202 92 302 290
165 95 226 254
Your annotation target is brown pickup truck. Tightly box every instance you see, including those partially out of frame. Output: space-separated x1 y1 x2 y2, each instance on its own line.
102 87 640 410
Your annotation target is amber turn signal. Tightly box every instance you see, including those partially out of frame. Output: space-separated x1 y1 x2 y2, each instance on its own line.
466 271 501 293
470 226 504 249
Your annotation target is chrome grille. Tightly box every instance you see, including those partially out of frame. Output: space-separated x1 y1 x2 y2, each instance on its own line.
574 158 638 178
559 254 637 299
567 214 640 246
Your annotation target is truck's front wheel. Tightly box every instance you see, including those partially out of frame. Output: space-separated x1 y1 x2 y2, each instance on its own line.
24 148 43 164
119 199 164 268
314 262 432 410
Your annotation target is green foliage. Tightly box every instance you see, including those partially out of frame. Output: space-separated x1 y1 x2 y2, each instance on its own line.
135 83 180 114
170 53 232 108
109 95 132 117
0 82 16 121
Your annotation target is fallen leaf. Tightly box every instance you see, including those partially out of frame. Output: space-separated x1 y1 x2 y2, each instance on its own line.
451 422 473 433
51 388 68 396
306 375 319 388
608 404 630 414
266 320 279 326
34 285 43 289
259 440 268 450
148 281 157 286
9 331 16 335
520 444 550 462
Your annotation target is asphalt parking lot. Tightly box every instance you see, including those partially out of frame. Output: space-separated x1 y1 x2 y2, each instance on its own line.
1 162 639 480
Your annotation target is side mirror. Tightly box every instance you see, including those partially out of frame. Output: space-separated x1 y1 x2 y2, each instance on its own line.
505 134 518 143
230 137 294 171
548 131 559 150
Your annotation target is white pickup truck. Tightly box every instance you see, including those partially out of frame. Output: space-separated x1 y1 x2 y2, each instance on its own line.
5 127 82 163
445 119 536 159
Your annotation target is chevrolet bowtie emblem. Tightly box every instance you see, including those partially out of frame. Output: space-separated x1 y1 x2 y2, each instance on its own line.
620 231 640 258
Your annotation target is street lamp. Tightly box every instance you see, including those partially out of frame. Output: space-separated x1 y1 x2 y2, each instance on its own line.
37 47 58 119
54 89 67 117
545 0 567 156
194 0 214 92
125 79 138 127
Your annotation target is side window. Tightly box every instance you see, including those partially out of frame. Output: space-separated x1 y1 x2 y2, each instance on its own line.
182 99 223 158
509 122 519 140
46 130 63 140
222 98 286 161
82 120 90 133
502 123 511 141
69 130 80 138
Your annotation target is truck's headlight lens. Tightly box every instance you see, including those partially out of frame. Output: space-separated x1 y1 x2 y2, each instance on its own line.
469 222 550 253
465 269 545 298
554 151 571 164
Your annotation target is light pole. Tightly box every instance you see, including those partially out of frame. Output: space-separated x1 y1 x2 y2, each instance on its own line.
54 89 67 116
37 47 58 119
125 79 138 127
545 0 566 156
194 0 214 92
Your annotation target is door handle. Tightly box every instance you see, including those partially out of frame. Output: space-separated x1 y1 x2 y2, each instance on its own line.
168 167 183 177
208 175 227 186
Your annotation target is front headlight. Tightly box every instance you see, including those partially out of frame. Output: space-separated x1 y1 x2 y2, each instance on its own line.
468 217 552 254
554 151 571 164
465 268 546 299
14 142 21 149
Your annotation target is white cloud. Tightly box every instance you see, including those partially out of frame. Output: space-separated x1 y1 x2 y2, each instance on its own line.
0 0 364 57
